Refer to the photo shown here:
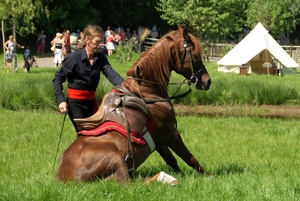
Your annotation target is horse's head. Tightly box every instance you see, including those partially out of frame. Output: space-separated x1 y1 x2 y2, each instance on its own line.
123 26 211 98
169 27 211 90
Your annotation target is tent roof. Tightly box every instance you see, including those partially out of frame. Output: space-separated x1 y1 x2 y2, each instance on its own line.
217 22 299 68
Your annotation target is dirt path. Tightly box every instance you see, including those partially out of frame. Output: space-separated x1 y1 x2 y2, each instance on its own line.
34 54 55 67
174 104 300 119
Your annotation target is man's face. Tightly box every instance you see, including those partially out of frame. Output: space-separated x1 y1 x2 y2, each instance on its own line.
87 36 102 53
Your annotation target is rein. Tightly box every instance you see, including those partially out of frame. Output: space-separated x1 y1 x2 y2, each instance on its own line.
126 76 190 86
125 37 200 103
125 32 206 104
126 76 192 103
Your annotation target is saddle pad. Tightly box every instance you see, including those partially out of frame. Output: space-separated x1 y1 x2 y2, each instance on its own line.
78 121 150 146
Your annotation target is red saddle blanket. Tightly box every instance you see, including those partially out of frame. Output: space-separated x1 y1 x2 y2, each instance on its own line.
77 116 154 146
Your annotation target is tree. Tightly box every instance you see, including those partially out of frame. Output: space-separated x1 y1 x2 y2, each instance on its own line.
156 0 248 42
0 0 49 38
92 0 166 31
0 0 46 71
37 0 100 34
0 1 10 65
1 0 39 35
246 0 295 36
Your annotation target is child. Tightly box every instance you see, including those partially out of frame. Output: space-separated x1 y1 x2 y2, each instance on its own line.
6 48 12 67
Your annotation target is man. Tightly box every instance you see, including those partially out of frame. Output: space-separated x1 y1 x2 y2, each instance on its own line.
64 30 71 54
105 26 111 43
70 32 78 52
23 46 32 73
125 28 131 41
52 25 124 132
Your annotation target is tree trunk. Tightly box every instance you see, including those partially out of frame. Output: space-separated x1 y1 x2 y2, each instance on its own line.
2 19 5 67
12 18 17 73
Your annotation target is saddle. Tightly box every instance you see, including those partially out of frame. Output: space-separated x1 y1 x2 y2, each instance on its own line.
74 89 149 134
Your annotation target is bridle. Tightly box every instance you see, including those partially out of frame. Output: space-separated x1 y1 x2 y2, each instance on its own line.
127 35 206 103
180 39 206 86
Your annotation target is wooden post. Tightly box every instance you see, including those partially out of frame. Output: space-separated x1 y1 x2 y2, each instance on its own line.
2 19 5 67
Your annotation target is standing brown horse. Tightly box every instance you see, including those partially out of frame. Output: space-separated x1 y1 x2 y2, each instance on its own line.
56 26 211 183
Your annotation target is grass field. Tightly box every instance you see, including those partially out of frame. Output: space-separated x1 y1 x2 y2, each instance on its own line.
0 53 300 200
0 109 299 200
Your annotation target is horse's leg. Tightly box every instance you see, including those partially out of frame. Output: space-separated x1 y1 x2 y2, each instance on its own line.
167 130 210 176
155 144 181 172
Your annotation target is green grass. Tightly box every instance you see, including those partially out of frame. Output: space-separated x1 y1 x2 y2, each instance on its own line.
1 55 300 111
0 53 300 200
0 110 299 200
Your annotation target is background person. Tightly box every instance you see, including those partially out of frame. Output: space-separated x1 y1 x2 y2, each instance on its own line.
106 30 115 56
52 24 124 132
6 47 12 67
23 46 32 73
131 30 139 52
114 29 121 47
119 27 126 43
64 30 71 55
125 28 131 41
150 24 158 39
70 31 78 52
50 33 65 67
4 35 24 58
37 30 46 55
105 26 111 43
77 31 83 49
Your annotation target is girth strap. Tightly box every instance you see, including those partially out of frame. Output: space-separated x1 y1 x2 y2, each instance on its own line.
116 107 135 171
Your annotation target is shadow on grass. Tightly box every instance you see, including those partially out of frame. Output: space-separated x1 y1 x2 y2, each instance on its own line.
28 67 57 74
130 162 246 180
214 163 245 175
130 165 176 179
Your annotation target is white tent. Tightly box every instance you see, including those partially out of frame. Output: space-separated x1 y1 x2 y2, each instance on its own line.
217 22 299 75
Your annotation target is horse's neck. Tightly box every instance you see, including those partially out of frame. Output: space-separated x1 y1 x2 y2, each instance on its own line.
124 37 175 98
121 79 169 99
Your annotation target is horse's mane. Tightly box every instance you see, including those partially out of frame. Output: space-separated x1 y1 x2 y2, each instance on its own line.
127 33 175 91
123 29 202 96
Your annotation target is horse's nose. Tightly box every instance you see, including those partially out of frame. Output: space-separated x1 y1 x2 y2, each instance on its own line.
204 78 211 90
198 78 211 90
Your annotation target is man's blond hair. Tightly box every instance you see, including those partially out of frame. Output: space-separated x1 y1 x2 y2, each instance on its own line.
79 25 104 48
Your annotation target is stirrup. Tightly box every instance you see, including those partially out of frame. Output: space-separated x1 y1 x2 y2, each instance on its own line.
125 154 135 172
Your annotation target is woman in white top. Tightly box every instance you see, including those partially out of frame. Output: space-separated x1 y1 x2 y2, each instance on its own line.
4 35 24 57
50 33 65 67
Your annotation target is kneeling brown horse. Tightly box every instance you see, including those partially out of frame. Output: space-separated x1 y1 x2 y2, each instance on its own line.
56 26 211 183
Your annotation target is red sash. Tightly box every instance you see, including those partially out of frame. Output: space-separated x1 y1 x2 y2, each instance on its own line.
67 88 98 112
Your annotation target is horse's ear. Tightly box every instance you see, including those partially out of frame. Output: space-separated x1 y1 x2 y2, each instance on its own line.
182 27 189 41
134 65 142 78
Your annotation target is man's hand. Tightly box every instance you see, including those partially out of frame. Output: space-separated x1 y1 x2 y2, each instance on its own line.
58 102 68 113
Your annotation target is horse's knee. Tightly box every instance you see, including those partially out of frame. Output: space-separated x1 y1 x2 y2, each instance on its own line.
105 154 131 183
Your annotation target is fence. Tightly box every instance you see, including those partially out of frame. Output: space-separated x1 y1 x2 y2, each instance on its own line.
142 38 158 51
142 38 300 65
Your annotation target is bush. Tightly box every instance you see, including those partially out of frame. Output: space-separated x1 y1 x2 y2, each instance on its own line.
1 59 300 111
115 38 136 64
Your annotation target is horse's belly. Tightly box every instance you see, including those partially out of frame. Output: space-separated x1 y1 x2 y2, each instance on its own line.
57 132 152 182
